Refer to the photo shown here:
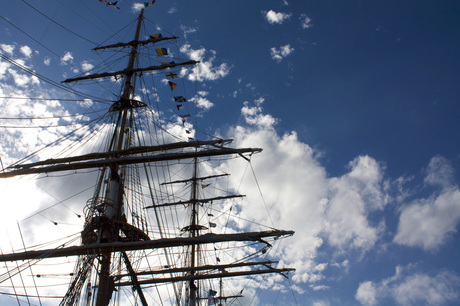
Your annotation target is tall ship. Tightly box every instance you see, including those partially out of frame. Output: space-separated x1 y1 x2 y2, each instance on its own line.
0 8 294 305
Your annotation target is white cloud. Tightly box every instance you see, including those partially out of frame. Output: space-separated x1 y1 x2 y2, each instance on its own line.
61 51 73 64
264 10 292 24
394 156 460 250
78 98 94 108
81 61 94 72
0 59 75 167
7 68 33 87
225 100 389 284
190 91 214 110
226 105 325 283
1 44 15 55
181 25 197 38
20 45 32 58
356 266 460 305
392 272 460 305
44 56 51 66
325 156 387 251
241 100 277 128
356 281 377 306
0 61 10 80
424 155 455 187
270 44 294 62
180 44 230 81
300 14 313 29
132 3 145 12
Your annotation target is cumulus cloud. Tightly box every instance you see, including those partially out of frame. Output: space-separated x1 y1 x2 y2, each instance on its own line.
4 57 39 87
20 45 32 58
1 44 15 55
312 300 330 306
132 3 145 12
356 266 460 305
270 44 294 62
181 25 197 38
81 61 94 72
0 55 79 166
224 98 389 285
300 14 313 29
241 99 277 128
61 51 73 64
394 156 460 250
325 156 387 251
424 155 455 187
43 56 51 66
264 10 292 24
7 69 32 87
189 90 214 110
356 281 377 306
180 44 230 81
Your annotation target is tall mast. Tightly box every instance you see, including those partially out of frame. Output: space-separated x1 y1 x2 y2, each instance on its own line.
189 157 199 305
115 9 144 152
95 9 144 306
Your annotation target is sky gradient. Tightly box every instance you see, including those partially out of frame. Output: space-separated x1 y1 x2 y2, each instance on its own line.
1 1 460 305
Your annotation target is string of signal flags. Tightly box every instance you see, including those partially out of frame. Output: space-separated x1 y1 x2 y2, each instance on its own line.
153 34 193 139
96 0 194 138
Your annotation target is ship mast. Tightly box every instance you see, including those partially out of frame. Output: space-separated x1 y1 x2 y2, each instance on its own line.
94 8 144 306
189 157 199 305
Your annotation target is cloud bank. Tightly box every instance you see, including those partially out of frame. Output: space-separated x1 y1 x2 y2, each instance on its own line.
394 156 460 250
221 97 460 299
356 266 460 305
224 98 389 285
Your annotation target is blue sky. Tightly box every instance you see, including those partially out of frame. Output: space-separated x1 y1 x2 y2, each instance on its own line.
1 1 460 305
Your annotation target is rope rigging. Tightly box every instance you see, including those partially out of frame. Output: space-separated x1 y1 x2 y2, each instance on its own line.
0 52 110 102
21 0 99 45
0 5 296 305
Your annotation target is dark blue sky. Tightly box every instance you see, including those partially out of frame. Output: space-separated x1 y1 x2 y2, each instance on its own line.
1 1 460 305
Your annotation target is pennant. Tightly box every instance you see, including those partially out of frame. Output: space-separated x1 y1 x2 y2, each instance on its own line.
166 72 178 79
208 289 217 297
174 96 186 102
209 222 217 228
149 33 163 39
156 48 168 56
201 183 211 189
180 113 191 118
144 0 156 8
168 81 177 91
99 0 107 2
106 2 120 9
176 104 182 111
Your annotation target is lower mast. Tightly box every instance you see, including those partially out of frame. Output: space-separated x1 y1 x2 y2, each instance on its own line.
189 156 199 305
